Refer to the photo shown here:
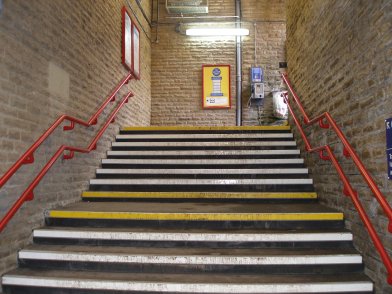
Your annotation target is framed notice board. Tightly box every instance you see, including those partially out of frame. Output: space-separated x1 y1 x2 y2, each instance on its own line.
202 65 231 109
121 7 133 72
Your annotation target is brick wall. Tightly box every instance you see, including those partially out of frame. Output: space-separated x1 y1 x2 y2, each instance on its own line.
0 0 151 276
151 0 286 126
286 0 391 292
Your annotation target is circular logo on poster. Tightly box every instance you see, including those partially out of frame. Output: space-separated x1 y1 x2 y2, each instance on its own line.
212 68 221 76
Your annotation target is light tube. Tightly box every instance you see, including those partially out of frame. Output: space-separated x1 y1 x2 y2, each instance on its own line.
186 28 249 36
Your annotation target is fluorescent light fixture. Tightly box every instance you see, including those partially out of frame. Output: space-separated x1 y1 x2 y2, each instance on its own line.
186 28 249 36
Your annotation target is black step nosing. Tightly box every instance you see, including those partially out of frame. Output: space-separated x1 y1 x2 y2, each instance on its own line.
106 155 302 160
114 139 296 143
3 289 373 294
18 260 365 276
100 164 308 169
33 238 354 249
88 185 315 193
45 219 344 230
94 174 311 179
119 130 293 134
111 146 299 151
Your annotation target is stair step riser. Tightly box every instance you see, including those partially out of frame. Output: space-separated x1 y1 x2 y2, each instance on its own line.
120 126 292 133
107 149 301 157
95 175 311 181
19 261 364 276
112 141 297 148
33 238 354 249
102 158 304 165
90 179 313 186
46 219 344 231
81 192 318 203
1 277 374 294
96 168 309 175
19 250 363 266
94 168 310 180
18 251 364 275
116 134 294 140
33 230 353 249
33 230 353 242
89 184 315 193
112 146 299 151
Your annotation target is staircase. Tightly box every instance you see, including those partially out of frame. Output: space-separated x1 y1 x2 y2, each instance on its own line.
2 126 373 293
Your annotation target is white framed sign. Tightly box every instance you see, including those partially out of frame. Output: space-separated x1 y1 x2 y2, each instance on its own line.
121 6 132 71
132 22 140 79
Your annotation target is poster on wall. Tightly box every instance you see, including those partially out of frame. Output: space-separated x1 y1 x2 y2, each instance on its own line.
132 22 141 79
202 65 231 109
121 7 133 72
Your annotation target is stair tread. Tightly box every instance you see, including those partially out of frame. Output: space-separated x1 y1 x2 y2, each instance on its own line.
50 201 341 214
81 191 318 200
102 158 303 164
121 126 291 132
112 141 297 147
4 268 372 284
107 149 301 156
33 227 353 243
22 244 360 257
95 168 309 174
116 133 293 139
34 226 351 234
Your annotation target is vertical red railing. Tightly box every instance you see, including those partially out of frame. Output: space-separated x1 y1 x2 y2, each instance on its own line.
281 73 392 285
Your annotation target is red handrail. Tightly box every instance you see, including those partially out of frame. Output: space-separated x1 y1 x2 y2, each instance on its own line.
0 72 133 189
0 73 133 232
281 73 392 285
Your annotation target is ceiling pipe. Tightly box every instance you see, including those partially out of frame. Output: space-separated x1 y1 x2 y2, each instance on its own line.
235 0 242 126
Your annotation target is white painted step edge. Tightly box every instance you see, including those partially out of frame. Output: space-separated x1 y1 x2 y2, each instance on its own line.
112 141 297 147
18 250 362 265
33 229 353 242
89 179 314 185
101 158 304 165
107 149 301 156
2 275 373 293
96 168 309 175
116 133 294 139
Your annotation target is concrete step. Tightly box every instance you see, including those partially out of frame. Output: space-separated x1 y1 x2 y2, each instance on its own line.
115 135 294 143
90 178 313 186
95 168 309 175
33 227 353 248
17 245 364 275
81 191 318 201
106 149 301 158
120 125 292 133
89 177 314 193
116 133 294 140
45 202 344 230
2 269 373 293
112 141 297 148
101 158 305 169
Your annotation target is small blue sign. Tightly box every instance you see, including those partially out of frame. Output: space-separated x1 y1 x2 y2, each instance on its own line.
386 118 392 180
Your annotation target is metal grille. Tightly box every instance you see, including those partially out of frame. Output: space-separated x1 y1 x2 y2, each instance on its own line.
166 0 208 14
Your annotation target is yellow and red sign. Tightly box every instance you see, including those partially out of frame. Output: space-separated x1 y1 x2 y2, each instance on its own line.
202 65 231 109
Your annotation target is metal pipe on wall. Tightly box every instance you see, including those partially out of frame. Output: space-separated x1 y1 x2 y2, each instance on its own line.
235 0 242 126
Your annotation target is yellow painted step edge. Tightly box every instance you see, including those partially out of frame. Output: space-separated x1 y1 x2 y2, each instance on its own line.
48 211 343 221
122 126 290 131
82 191 317 199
